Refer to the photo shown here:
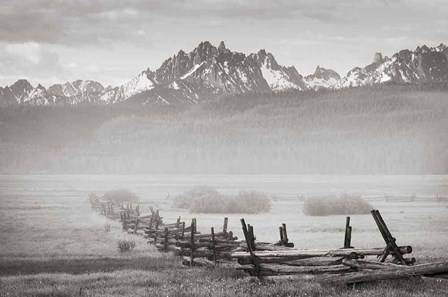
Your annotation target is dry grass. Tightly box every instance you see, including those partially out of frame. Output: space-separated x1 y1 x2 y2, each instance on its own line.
1 268 448 297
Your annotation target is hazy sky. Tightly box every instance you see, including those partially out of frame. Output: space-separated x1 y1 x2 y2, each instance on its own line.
0 0 447 87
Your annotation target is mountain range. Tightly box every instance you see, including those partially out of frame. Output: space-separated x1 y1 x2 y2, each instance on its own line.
1 41 447 106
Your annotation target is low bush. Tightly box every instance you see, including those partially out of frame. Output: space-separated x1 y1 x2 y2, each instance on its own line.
103 222 111 232
303 194 373 216
173 187 271 214
117 239 135 253
104 189 139 203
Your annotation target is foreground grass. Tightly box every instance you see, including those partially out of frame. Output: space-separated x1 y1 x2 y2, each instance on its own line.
1 267 448 297
1 177 447 296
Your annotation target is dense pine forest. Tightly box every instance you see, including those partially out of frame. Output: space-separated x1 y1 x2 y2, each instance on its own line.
1 85 447 174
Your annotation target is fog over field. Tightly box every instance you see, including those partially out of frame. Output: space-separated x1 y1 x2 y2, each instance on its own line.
1 85 447 174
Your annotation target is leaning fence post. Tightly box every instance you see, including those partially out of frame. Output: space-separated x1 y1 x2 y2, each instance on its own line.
190 219 196 266
211 227 217 265
241 219 261 280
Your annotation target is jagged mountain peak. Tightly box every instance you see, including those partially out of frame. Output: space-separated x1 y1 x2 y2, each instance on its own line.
304 65 340 90
373 52 383 64
10 79 33 92
312 66 340 79
36 84 46 90
192 41 218 64
2 41 448 106
218 41 230 54
338 43 448 88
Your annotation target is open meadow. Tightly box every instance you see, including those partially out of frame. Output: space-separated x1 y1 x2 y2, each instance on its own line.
1 174 448 296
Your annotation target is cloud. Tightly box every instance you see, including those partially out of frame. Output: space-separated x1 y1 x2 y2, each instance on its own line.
0 0 361 46
0 42 73 86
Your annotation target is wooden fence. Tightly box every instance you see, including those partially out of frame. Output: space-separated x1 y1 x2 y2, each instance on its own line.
88 193 448 283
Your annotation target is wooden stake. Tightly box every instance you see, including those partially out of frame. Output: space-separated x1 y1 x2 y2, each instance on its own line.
279 226 284 244
344 217 352 248
211 227 217 265
181 221 185 239
164 227 169 252
223 217 228 234
282 223 289 244
248 224 255 251
190 219 195 266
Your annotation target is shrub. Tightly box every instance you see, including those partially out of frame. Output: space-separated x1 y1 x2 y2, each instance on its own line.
173 187 271 214
172 186 219 208
104 189 139 203
103 222 111 232
230 191 271 214
117 239 135 253
303 194 373 216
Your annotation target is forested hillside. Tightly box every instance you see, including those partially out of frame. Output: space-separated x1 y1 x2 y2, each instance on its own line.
1 85 447 174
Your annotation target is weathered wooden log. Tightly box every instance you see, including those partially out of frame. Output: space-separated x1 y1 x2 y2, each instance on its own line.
231 246 412 259
193 231 227 239
238 256 345 266
197 237 239 243
176 241 212 249
155 243 179 252
342 259 403 270
238 263 352 275
320 262 448 284
182 257 215 267
241 242 296 251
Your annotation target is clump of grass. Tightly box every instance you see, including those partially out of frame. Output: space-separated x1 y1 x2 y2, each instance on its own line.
303 193 373 216
173 187 271 214
104 189 139 203
117 239 135 253
103 222 111 232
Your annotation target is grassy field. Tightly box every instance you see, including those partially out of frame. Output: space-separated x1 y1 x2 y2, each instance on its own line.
1 175 448 296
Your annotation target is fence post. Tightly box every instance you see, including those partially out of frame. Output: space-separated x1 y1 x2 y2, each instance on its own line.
181 221 185 239
344 216 352 248
279 226 284 244
248 224 255 251
223 217 228 234
282 223 289 244
164 227 169 252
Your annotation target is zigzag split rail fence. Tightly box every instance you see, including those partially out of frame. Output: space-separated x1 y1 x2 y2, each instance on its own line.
89 193 448 284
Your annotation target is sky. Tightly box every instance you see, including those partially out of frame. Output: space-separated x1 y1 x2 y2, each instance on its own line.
0 0 447 88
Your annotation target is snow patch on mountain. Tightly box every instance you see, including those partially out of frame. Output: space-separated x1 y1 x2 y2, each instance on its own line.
181 62 205 79
260 63 297 91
